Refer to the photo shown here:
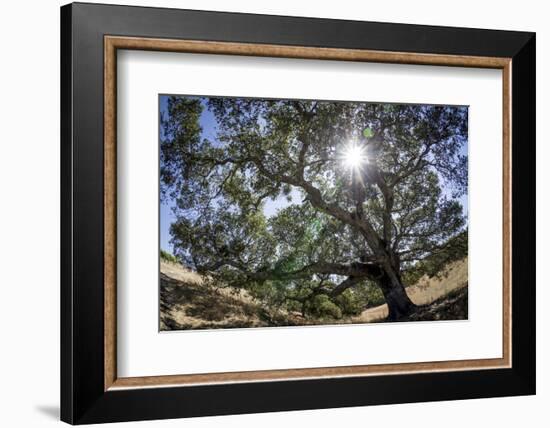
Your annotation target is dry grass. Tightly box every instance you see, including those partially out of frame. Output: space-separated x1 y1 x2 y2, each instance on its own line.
404 286 468 322
160 261 297 330
353 258 468 323
160 261 203 285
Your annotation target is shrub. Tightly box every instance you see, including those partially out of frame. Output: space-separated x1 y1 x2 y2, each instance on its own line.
160 249 178 264
349 282 385 309
334 289 364 316
308 294 343 320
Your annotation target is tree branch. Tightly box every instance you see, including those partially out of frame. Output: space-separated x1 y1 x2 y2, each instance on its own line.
201 258 382 283
329 276 365 297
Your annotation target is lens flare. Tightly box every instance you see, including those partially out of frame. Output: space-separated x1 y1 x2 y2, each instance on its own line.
342 142 368 170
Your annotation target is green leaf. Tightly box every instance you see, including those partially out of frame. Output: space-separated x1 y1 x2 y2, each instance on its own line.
362 127 374 138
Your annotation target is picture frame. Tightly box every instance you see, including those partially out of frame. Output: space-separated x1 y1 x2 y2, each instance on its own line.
60 2 535 424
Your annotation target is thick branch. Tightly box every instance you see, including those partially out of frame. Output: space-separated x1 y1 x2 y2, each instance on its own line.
252 158 383 252
201 258 382 284
330 276 365 297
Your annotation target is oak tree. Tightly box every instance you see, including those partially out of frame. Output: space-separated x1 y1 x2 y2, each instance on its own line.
161 97 467 320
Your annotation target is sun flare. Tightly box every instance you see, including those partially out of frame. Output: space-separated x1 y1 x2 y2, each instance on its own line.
342 143 368 170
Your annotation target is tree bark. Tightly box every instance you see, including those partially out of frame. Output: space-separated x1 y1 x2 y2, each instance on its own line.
377 268 416 321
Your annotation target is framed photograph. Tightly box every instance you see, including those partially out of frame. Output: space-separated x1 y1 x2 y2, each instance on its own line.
61 2 535 424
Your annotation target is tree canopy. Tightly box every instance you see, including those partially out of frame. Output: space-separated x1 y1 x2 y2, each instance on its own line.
160 96 467 319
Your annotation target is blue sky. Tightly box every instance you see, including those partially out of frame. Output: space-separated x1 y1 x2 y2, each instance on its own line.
159 96 468 253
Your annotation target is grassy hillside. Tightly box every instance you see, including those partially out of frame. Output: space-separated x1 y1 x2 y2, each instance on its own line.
402 286 468 322
353 258 467 322
160 258 468 330
160 261 299 330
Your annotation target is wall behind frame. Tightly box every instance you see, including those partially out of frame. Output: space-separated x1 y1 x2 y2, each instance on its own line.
0 1 546 427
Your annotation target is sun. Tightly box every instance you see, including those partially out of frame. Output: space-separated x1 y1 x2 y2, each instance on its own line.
342 143 368 170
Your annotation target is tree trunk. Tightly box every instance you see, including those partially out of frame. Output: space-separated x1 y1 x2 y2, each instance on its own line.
377 268 416 321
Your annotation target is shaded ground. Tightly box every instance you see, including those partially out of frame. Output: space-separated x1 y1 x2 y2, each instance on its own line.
160 261 299 330
160 258 468 330
354 258 468 322
402 286 468 322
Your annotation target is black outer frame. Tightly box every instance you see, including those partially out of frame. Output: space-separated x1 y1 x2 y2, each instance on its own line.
60 2 535 424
